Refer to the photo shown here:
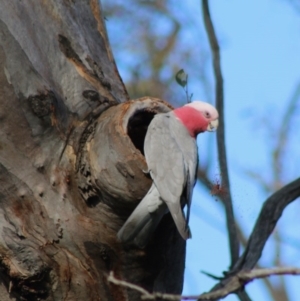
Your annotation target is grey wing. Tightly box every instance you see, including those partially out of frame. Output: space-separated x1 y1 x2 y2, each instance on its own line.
182 147 198 229
185 153 198 228
169 115 198 230
117 184 167 248
144 113 190 240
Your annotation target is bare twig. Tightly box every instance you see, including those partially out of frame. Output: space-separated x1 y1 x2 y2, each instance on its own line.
233 177 300 272
108 272 154 299
202 0 239 268
108 267 300 301
107 271 190 300
198 267 300 300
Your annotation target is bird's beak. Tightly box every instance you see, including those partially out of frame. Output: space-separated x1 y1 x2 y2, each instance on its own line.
207 119 219 132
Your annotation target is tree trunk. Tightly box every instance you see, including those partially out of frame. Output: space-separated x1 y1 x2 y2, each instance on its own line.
0 1 186 300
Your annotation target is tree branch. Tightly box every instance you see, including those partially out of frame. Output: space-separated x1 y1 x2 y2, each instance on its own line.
108 267 300 301
197 167 279 301
202 0 239 268
233 177 300 271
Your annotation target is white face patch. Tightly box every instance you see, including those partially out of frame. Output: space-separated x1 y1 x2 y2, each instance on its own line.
185 101 219 119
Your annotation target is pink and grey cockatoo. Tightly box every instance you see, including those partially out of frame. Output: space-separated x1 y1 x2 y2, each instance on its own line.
118 101 219 247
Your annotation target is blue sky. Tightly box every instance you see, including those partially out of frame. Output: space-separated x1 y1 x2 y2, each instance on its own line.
184 1 300 300
104 0 300 300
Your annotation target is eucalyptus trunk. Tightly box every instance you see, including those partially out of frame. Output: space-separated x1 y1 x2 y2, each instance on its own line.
0 1 185 300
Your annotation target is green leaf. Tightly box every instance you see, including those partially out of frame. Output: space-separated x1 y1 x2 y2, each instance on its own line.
175 69 187 87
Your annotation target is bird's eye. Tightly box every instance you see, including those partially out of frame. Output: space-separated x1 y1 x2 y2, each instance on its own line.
204 111 210 118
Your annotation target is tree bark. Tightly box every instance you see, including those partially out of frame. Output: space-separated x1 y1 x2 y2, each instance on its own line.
0 1 186 300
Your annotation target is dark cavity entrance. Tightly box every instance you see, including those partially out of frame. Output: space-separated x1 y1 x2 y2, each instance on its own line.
127 110 156 155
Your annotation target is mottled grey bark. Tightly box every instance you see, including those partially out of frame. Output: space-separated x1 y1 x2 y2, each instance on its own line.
0 1 185 300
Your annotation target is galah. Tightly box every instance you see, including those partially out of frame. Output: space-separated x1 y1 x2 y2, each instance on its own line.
118 101 219 248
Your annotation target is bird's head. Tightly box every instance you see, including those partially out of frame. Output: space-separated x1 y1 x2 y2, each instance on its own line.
173 101 219 138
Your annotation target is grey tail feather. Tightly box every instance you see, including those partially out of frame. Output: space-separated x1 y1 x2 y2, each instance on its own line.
117 184 167 248
167 202 191 240
133 210 165 248
185 170 192 230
